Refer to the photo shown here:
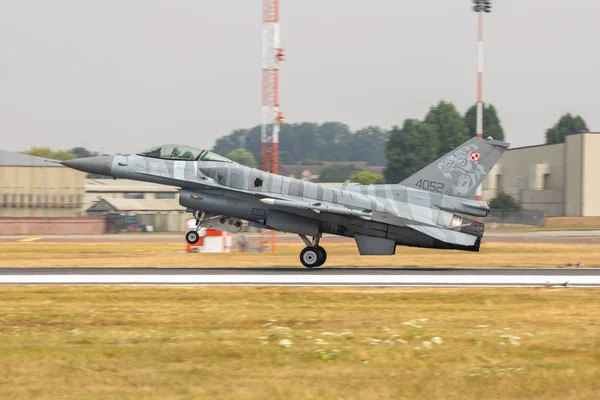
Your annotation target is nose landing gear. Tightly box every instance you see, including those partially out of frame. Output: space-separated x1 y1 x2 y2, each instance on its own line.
185 211 205 245
299 234 327 268
186 230 200 245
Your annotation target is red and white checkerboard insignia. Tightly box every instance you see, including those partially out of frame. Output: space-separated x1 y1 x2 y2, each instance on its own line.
470 152 480 162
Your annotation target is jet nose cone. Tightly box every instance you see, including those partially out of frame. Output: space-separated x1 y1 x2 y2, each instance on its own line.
62 156 114 176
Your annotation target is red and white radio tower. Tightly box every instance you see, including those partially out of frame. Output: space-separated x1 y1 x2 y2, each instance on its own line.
261 0 283 174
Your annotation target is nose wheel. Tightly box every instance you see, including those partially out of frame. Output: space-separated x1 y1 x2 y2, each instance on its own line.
186 230 200 245
185 210 206 244
299 234 327 268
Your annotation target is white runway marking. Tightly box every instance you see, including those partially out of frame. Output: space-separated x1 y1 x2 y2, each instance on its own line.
1 273 599 287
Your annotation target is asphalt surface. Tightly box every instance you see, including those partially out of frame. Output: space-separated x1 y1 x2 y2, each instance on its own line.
2 230 600 243
1 267 599 287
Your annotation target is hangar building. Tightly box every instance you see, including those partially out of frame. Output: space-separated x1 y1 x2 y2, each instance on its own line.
0 150 86 217
483 132 600 216
85 179 185 232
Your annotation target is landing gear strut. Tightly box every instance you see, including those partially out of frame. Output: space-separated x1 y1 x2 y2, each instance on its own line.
185 211 205 245
299 233 327 268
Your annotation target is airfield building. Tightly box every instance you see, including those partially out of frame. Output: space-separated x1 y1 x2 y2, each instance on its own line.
0 150 86 218
483 132 600 216
85 179 185 232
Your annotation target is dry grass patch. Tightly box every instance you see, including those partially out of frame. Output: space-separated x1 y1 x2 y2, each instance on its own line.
0 287 599 399
0 242 597 268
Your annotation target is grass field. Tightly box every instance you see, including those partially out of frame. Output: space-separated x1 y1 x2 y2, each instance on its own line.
0 241 597 268
0 287 598 399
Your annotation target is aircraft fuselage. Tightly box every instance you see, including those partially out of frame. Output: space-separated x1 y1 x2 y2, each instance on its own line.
108 154 483 252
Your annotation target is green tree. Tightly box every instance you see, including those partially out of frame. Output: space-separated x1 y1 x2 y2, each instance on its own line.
212 122 387 166
346 126 388 165
279 123 320 164
244 126 263 164
70 147 99 158
317 164 364 182
350 171 385 185
424 101 469 154
490 192 522 212
545 113 589 144
225 148 258 168
278 150 294 165
213 129 250 156
301 158 322 165
384 119 439 183
315 122 352 161
21 147 76 161
464 103 505 141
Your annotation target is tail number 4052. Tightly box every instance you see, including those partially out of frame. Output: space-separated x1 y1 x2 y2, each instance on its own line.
415 179 444 193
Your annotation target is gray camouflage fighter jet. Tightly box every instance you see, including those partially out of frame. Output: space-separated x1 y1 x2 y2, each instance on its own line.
62 136 508 268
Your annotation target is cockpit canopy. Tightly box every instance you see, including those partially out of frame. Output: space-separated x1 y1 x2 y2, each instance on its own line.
138 144 201 160
137 144 232 162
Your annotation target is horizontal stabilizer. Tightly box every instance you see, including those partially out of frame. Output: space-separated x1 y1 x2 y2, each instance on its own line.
407 224 477 247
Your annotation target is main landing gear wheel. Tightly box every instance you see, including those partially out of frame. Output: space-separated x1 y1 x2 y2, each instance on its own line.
185 230 200 245
300 247 323 269
315 246 327 267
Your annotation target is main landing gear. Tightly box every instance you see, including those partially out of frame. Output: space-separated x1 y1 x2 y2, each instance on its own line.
299 233 327 268
185 211 206 245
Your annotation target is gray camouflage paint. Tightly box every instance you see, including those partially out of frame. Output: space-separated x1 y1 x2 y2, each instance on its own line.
101 136 508 248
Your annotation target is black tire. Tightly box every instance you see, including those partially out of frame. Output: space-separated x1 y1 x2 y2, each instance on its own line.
315 246 327 267
300 247 322 268
186 230 200 245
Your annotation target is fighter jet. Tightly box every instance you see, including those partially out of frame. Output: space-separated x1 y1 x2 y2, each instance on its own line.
62 136 508 268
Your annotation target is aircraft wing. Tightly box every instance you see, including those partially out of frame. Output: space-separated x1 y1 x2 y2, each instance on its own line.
260 195 477 246
188 178 477 247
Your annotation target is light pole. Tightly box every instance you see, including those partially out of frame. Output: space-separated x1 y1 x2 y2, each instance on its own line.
472 0 492 202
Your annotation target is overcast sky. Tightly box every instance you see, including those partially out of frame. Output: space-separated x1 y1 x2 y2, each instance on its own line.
1 0 598 154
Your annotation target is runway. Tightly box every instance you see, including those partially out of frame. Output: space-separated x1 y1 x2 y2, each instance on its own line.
2 230 600 243
1 268 599 287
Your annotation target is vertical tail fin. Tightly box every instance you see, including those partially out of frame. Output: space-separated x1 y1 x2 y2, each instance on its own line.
399 137 509 199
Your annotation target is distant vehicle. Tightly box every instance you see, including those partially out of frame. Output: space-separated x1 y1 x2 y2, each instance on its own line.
62 137 508 268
